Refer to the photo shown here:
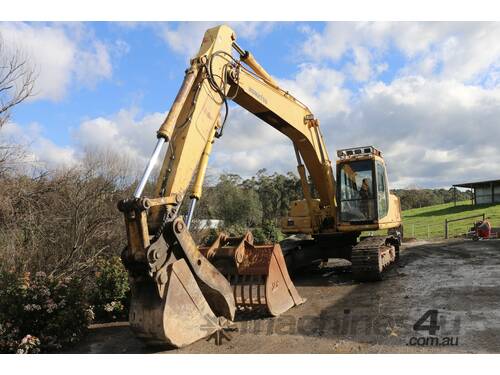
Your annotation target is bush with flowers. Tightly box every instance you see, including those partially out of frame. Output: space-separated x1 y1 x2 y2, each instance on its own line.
0 271 93 353
89 256 130 322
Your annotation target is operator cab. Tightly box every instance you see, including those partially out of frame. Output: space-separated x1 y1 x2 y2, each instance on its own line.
336 146 389 225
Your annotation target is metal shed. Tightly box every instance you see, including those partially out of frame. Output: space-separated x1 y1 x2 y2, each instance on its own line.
453 179 500 205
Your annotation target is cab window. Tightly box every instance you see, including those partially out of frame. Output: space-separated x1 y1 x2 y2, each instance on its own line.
338 160 376 222
376 161 389 218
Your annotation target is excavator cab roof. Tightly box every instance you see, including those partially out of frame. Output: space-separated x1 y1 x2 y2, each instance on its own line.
336 145 382 160
337 146 383 164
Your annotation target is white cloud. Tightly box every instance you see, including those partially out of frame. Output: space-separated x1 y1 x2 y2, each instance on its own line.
1 109 164 174
74 108 166 168
347 46 373 82
112 39 131 57
300 22 500 84
74 40 112 87
208 107 296 177
2 105 295 182
69 76 499 190
278 63 351 117
0 22 115 101
159 22 204 58
300 22 393 63
327 76 500 188
229 22 275 41
1 121 77 169
36 138 77 167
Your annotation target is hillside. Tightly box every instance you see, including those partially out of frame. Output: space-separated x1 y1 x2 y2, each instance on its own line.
402 200 500 239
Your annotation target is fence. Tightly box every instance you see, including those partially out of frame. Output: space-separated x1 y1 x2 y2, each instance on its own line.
444 213 485 239
407 222 448 240
404 213 500 240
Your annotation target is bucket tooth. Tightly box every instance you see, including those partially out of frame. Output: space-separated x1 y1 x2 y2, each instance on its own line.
200 231 305 317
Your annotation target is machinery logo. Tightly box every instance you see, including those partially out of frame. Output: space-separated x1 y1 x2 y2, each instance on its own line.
200 308 462 347
407 309 461 347
248 87 268 105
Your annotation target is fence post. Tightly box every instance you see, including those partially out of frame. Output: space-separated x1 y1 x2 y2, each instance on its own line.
427 224 430 239
442 213 485 239
412 224 415 238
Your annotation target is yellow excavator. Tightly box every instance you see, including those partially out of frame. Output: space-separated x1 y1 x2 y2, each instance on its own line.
118 24 402 348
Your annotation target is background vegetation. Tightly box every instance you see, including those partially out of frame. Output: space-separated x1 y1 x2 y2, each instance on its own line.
392 188 471 210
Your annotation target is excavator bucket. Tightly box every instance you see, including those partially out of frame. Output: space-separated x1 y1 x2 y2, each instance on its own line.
199 232 305 316
123 218 236 348
129 258 223 348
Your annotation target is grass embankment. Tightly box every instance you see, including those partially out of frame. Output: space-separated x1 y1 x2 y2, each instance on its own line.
402 200 500 239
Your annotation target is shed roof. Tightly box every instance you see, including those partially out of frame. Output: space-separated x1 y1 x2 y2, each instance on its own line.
453 179 500 188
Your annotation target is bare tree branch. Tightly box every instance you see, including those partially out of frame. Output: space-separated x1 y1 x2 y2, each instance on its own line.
0 33 36 128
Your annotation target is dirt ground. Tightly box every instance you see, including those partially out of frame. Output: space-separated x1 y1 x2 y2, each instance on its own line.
69 239 500 354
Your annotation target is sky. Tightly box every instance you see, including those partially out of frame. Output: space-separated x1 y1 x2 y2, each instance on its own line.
1 21 500 188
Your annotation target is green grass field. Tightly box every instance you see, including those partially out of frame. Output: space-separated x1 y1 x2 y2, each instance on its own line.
402 200 500 239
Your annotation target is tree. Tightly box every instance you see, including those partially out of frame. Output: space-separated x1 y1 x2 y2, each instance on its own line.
247 169 302 223
0 148 132 278
0 34 35 128
391 188 472 210
0 142 27 178
212 173 262 228
0 34 36 178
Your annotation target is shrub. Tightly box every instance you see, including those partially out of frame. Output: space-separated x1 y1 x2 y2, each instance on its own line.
0 271 93 353
253 220 283 244
89 256 130 322
225 224 248 237
251 227 267 244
